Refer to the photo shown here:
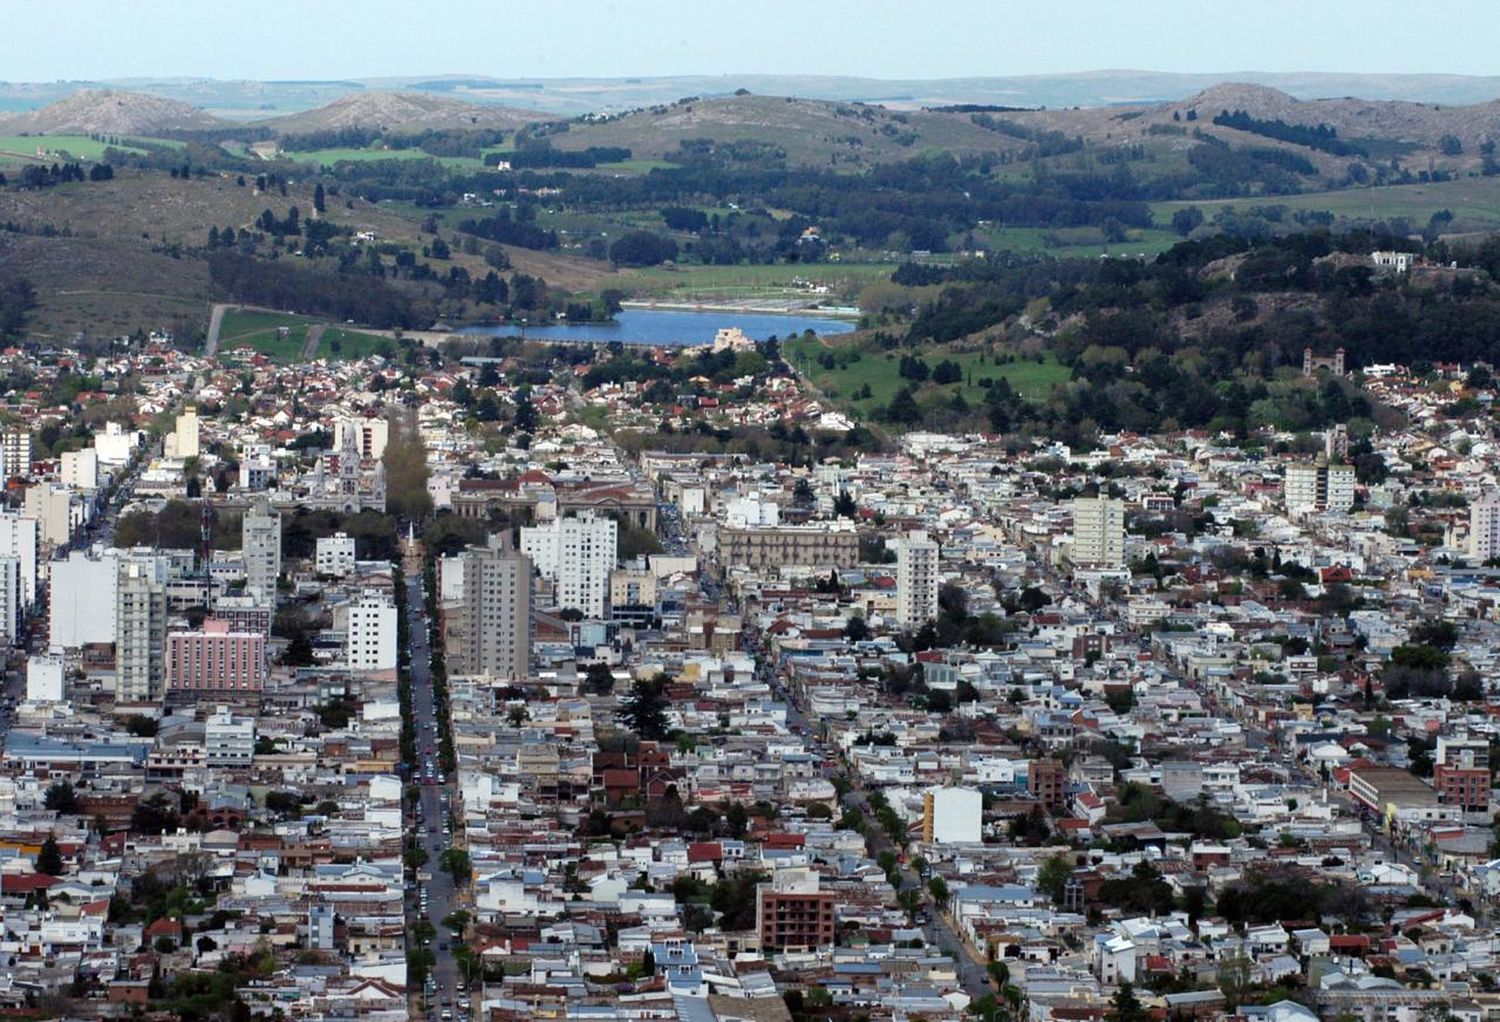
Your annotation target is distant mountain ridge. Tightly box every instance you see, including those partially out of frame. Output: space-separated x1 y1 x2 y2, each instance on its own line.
0 71 1498 119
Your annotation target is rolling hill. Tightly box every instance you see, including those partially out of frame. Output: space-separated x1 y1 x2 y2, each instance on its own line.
537 93 1019 166
0 89 228 135
256 91 547 134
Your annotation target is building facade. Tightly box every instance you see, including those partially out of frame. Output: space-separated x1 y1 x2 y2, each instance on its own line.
894 530 940 628
116 561 168 703
922 785 983 844
716 524 859 572
1071 497 1126 568
50 549 118 647
521 511 617 619
0 511 38 607
316 533 358 578
1 430 32 483
1285 461 1357 513
204 707 256 768
165 620 267 696
242 496 282 604
460 543 533 681
345 593 398 672
756 870 836 951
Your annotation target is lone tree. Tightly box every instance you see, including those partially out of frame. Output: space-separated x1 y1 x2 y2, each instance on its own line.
37 834 63 876
620 676 672 740
583 662 615 696
44 781 80 815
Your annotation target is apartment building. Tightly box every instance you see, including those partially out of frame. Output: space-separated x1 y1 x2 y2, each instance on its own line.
1285 461 1357 513
1071 496 1126 568
116 561 168 703
460 542 533 681
894 530 940 628
344 592 397 672
316 532 358 578
242 496 282 604
756 869 836 951
165 619 267 696
521 511 617 618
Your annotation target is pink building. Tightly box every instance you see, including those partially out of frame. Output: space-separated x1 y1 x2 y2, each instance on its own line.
165 619 266 695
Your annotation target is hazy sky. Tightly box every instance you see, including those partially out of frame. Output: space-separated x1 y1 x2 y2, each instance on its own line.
4 0 1496 81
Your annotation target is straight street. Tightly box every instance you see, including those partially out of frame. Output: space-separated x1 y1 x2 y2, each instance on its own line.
405 566 464 1013
749 629 991 1002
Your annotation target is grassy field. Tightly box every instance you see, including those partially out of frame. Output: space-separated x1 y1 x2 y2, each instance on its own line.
591 158 680 174
783 334 1071 416
217 310 317 362
286 146 488 170
619 261 892 301
0 134 169 166
1151 176 1500 228
976 225 1183 259
319 327 398 360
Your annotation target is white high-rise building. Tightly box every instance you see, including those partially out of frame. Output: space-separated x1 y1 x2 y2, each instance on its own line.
521 511 617 618
174 407 200 460
1472 496 1500 563
23 483 77 548
460 542 532 681
922 785 983 845
344 592 397 672
333 417 389 461
0 556 20 645
60 449 99 491
316 533 358 577
894 530 940 628
242 497 282 604
1285 461 1356 513
115 560 167 703
0 511 38 608
1 431 32 483
50 548 119 647
1072 497 1126 568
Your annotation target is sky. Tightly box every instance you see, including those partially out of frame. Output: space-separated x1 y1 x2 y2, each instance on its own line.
3 0 1496 82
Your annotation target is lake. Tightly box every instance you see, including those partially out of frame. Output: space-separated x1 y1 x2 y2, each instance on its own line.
457 308 857 347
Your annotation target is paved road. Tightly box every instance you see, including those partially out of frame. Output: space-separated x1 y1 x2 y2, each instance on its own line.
300 323 326 361
745 631 992 1001
205 303 230 357
404 567 466 1009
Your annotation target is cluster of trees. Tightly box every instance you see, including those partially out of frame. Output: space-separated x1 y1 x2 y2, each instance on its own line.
0 272 37 338
494 142 632 168
969 113 1085 158
281 126 511 159
1212 109 1365 157
1215 870 1370 927
1110 783 1242 840
11 161 95 189
609 230 679 267
207 251 428 329
456 207 559 250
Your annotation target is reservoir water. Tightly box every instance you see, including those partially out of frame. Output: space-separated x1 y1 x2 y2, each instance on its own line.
458 307 858 346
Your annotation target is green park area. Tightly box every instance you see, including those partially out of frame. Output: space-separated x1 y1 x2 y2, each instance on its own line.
782 333 1071 418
